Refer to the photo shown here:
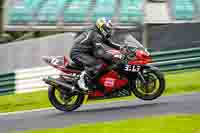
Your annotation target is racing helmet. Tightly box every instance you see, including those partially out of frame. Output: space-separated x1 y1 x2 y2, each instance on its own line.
96 17 113 38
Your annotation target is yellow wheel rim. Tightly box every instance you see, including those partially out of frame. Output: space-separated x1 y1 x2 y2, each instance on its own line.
54 88 79 106
135 73 160 95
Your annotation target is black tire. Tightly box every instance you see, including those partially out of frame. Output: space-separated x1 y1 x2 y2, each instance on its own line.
48 86 85 112
131 68 165 100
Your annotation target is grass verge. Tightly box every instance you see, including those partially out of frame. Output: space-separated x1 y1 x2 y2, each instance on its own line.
0 69 200 113
13 114 200 133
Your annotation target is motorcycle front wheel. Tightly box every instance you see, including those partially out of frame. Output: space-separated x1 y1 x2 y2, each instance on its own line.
48 86 85 112
131 67 165 100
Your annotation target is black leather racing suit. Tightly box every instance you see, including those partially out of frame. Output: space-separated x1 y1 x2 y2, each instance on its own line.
70 27 121 78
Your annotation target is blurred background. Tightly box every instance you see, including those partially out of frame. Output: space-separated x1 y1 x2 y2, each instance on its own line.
1 0 200 49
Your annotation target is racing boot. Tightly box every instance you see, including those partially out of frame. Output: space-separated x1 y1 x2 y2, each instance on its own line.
77 70 89 93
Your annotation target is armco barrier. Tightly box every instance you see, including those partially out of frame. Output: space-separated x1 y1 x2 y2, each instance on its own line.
151 47 200 62
150 47 200 71
0 47 200 95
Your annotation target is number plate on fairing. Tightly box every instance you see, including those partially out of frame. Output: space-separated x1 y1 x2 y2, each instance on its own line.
124 64 141 72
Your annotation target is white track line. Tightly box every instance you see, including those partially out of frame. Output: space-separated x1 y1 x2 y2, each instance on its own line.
0 99 133 116
0 107 54 116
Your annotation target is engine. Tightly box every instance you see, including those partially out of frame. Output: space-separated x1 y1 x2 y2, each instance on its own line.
99 70 128 92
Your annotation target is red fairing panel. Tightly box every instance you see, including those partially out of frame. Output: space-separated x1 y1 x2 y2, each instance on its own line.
89 90 104 97
99 71 128 92
128 49 152 65
50 56 81 74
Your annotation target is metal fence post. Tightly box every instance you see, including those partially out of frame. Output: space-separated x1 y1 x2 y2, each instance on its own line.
142 23 149 48
0 0 5 35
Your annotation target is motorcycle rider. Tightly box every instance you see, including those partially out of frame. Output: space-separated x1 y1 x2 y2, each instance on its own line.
70 17 126 92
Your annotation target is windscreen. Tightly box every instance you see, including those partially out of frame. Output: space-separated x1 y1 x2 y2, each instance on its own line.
123 33 144 49
111 31 144 49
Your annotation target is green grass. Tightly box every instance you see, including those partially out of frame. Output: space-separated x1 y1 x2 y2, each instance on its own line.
165 69 200 94
0 70 200 113
0 91 51 113
14 114 200 133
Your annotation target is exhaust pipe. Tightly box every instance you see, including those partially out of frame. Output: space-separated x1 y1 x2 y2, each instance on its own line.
43 76 75 91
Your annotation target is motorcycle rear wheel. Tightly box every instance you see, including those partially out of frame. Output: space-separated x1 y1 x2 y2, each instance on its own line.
48 86 85 112
131 68 165 100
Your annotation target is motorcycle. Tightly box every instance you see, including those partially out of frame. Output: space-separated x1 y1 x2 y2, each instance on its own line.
42 34 165 112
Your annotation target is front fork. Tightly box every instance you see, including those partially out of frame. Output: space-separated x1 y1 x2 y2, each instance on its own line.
137 71 147 85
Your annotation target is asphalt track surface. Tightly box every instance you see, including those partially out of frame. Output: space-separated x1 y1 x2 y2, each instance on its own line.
1 92 200 133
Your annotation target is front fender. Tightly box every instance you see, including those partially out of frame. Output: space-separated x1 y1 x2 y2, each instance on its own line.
142 64 165 79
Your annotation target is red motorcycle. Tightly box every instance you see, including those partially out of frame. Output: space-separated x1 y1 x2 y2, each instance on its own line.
42 35 165 112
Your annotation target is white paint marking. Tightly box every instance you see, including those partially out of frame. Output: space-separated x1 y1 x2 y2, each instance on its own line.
0 107 54 116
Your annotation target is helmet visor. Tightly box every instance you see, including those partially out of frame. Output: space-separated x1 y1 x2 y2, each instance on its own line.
103 23 112 37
